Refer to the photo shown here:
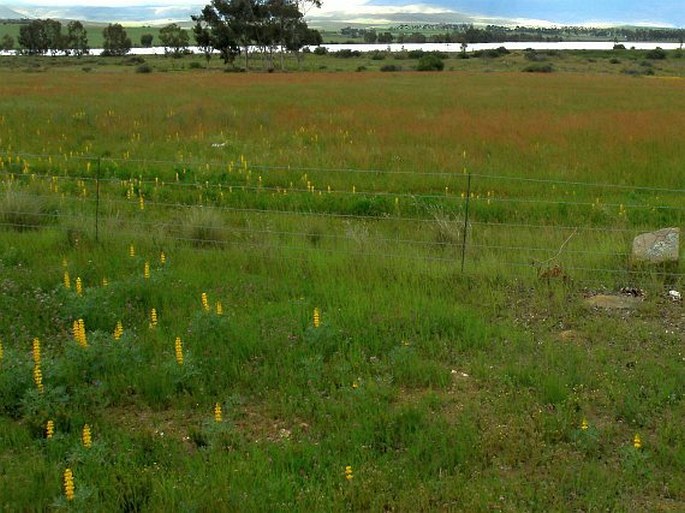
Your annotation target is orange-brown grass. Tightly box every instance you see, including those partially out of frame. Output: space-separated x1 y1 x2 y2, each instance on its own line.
1 70 684 190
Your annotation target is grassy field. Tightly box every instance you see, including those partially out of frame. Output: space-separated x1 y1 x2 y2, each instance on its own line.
0 61 683 512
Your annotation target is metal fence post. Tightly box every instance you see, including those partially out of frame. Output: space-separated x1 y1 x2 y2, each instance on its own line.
461 173 472 273
95 157 101 243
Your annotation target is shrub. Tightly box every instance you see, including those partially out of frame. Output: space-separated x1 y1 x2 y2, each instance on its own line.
334 49 361 58
416 54 445 71
522 63 554 73
0 189 54 231
380 64 402 72
312 46 327 55
369 50 386 60
613 44 626 50
179 206 226 247
135 64 152 73
609 58 621 64
645 47 667 60
407 50 424 59
188 61 203 69
123 56 145 65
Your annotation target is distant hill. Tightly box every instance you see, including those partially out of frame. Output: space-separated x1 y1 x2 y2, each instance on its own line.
7 5 200 25
0 5 27 20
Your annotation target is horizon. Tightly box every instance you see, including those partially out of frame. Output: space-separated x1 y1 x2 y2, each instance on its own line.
3 0 685 28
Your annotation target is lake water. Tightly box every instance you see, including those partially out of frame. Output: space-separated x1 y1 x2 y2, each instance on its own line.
1 41 681 57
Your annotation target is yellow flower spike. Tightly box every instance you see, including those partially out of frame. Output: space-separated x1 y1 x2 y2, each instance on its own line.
82 424 92 448
139 195 145 211
102 277 109 287
160 251 166 265
214 402 222 423
313 307 320 328
345 465 353 480
33 365 44 393
72 320 79 341
215 302 223 316
201 292 210 312
63 271 71 289
150 308 158 328
46 420 54 439
174 337 184 366
581 419 589 431
129 244 135 258
75 277 83 296
633 433 642 449
144 261 150 279
113 321 124 340
75 319 87 348
32 338 41 366
63 468 75 501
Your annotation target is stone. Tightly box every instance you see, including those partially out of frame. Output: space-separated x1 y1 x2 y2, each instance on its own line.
631 227 680 265
584 294 642 310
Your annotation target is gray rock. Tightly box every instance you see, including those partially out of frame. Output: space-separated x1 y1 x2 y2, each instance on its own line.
631 227 680 264
584 294 642 310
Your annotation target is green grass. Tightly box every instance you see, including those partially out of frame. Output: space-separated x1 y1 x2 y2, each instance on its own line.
0 61 683 511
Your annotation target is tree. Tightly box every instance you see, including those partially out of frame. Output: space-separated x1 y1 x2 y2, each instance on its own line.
18 20 49 55
66 21 89 57
102 23 131 56
1 34 14 52
159 23 190 57
193 1 242 66
192 0 320 69
43 19 64 55
363 29 377 43
193 23 216 67
377 31 393 44
141 33 154 47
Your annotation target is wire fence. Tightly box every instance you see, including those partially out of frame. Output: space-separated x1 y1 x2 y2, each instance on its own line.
1 151 683 282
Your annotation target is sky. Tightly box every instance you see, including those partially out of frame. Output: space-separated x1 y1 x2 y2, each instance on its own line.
6 0 685 27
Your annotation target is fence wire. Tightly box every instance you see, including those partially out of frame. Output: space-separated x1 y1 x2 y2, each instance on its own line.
0 151 683 281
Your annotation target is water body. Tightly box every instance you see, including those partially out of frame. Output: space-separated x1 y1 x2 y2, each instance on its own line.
1 41 680 57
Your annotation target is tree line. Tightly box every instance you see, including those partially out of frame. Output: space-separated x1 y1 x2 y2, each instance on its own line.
3 0 323 68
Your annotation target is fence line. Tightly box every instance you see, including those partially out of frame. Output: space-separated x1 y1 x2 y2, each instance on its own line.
2 150 685 195
1 150 683 281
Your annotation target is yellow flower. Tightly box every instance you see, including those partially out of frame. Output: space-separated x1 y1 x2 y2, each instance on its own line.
214 402 222 423
139 195 145 211
581 419 589 431
160 251 166 265
102 277 109 287
82 424 92 448
345 465 353 480
75 277 82 296
64 468 75 501
46 420 54 439
113 321 124 340
144 261 150 279
33 365 44 393
32 338 41 366
73 319 87 348
633 433 642 449
313 307 320 328
129 244 135 257
150 308 158 328
175 337 184 365
215 301 223 316
201 292 210 312
63 271 71 289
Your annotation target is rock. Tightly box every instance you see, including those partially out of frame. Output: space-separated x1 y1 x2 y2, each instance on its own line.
585 294 642 310
632 227 680 265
